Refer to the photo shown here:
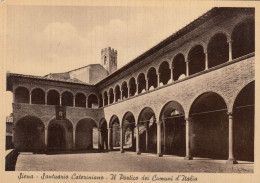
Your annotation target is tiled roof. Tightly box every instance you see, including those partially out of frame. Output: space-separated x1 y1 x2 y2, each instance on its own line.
7 73 91 85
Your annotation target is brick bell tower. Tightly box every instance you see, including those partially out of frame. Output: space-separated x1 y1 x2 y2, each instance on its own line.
101 47 117 74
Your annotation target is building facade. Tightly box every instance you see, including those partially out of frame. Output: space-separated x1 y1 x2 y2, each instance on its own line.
6 8 255 164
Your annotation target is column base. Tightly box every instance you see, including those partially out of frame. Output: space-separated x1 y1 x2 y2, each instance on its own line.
136 152 141 155
226 158 238 164
157 153 163 157
184 156 193 160
120 150 124 153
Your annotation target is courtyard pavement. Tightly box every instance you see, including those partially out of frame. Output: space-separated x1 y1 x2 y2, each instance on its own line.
15 151 253 173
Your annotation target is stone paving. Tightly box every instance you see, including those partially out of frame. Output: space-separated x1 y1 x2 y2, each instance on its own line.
15 151 254 173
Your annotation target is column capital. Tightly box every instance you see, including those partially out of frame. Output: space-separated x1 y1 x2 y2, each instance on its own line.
45 126 48 130
227 39 233 43
185 58 190 63
227 112 233 117
157 120 163 125
107 127 111 130
185 117 190 121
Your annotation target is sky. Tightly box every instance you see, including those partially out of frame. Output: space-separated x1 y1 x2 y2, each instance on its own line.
2 1 214 117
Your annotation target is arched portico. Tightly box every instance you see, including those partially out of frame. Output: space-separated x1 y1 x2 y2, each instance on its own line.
159 101 186 157
233 81 254 162
75 118 98 150
188 92 228 160
47 118 73 151
14 116 45 152
138 107 157 154
122 112 136 152
108 115 120 151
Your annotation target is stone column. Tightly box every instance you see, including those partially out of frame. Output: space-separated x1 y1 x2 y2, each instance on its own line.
13 92 15 103
128 86 130 98
163 119 166 153
45 126 48 148
103 94 105 106
228 40 233 61
73 127 76 149
45 93 47 105
146 77 149 91
136 124 141 154
157 120 162 157
86 98 88 108
185 59 189 77
108 93 111 104
98 128 101 150
145 123 149 152
227 112 237 164
59 95 62 106
73 96 75 107
136 82 139 94
157 73 160 87
108 127 112 150
120 126 124 153
170 67 174 82
29 92 32 104
12 126 15 143
205 52 208 70
184 118 193 160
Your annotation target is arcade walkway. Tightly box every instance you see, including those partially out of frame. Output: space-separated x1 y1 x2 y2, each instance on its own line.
16 152 253 172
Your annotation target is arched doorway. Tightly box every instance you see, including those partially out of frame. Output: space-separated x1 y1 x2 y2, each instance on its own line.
189 92 228 159
15 116 45 152
109 115 120 150
75 118 98 150
138 107 157 153
47 90 60 105
233 81 254 161
48 119 73 151
122 112 136 152
159 101 186 156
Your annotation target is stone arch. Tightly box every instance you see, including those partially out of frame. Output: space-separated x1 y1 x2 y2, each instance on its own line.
188 44 205 75
129 77 137 97
172 53 186 81
231 17 255 59
88 93 98 108
137 73 146 94
158 61 171 86
14 86 30 103
75 117 98 150
47 89 60 105
31 88 45 104
99 118 108 150
147 67 158 90
115 85 121 102
103 91 108 106
109 115 120 150
122 111 136 151
138 107 157 153
207 33 229 68
108 88 114 104
48 118 73 150
75 92 86 108
233 81 254 161
61 91 74 106
159 101 186 156
14 115 45 152
188 92 229 159
121 81 128 99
